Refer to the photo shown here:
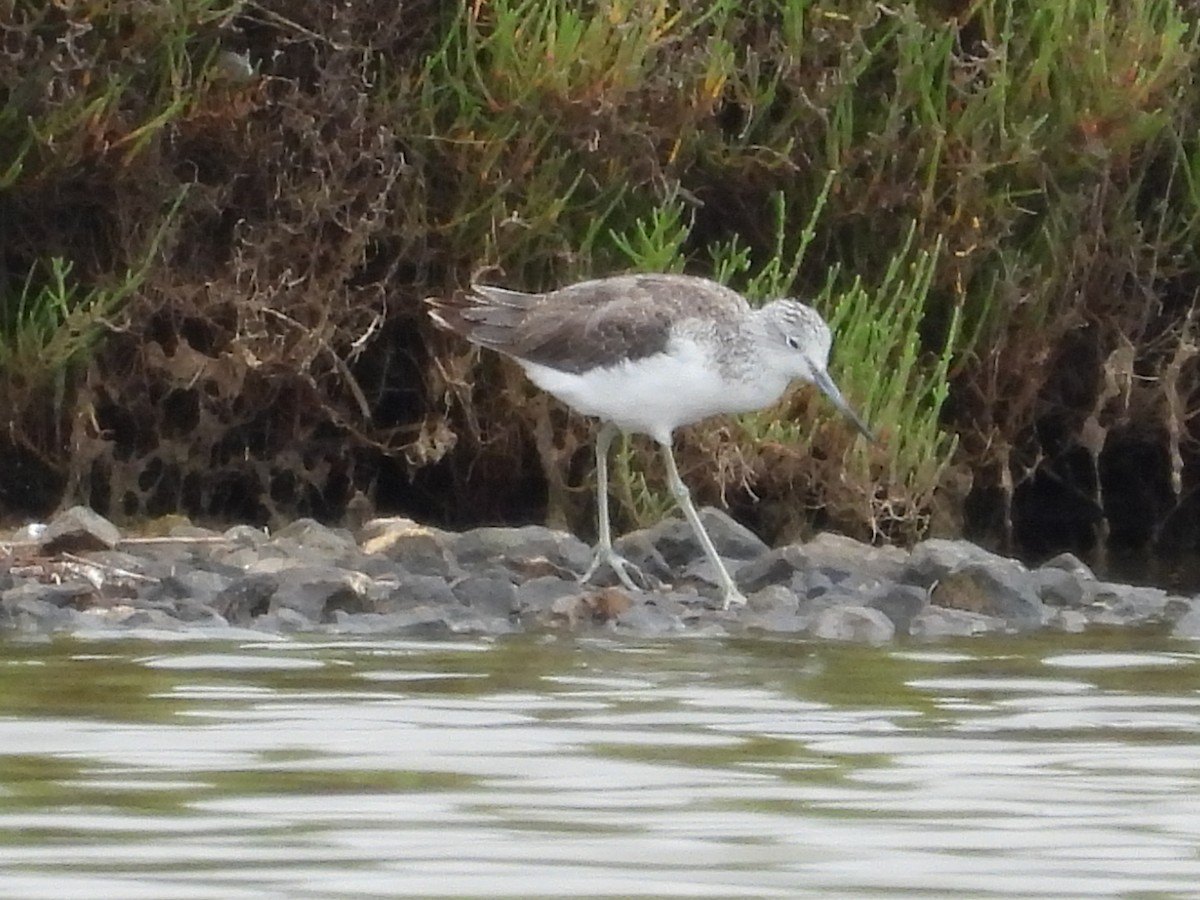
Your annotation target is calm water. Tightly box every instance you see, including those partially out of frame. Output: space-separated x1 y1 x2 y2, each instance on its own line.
1 629 1199 899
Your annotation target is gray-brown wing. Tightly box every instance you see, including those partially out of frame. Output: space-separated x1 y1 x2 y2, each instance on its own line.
428 273 746 374
505 278 684 373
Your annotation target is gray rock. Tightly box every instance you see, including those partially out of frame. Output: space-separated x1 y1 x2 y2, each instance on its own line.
741 606 810 634
329 606 455 637
682 555 748 592
598 534 672 586
735 545 809 593
930 561 1046 628
266 519 360 562
1033 567 1091 608
1040 552 1096 580
618 507 768 570
252 606 316 633
905 538 1018 586
453 525 592 576
1 596 78 632
100 607 187 632
1171 600 1200 638
244 556 328 577
802 569 836 599
615 601 685 635
803 532 908 584
362 520 463 579
376 578 460 614
444 612 519 636
810 605 895 643
1047 608 1089 633
212 526 271 568
514 575 586 615
372 573 459 611
223 524 269 545
867 584 929 634
156 596 225 624
211 573 278 624
741 586 808 633
2 579 96 610
747 584 801 614
1091 583 1190 626
902 540 1046 629
267 566 371 622
148 569 232 609
909 606 1006 638
38 506 121 554
452 574 518 617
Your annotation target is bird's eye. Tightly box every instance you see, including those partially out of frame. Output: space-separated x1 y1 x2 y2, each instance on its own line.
785 335 801 350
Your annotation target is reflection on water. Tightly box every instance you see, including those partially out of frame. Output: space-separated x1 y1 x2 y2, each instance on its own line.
1 630 1199 899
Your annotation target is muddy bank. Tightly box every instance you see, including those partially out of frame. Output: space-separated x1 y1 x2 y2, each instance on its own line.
2 506 1198 643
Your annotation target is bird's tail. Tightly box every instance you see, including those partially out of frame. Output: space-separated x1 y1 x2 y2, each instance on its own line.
424 283 541 343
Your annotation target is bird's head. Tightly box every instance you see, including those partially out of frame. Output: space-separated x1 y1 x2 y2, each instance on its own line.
763 300 876 443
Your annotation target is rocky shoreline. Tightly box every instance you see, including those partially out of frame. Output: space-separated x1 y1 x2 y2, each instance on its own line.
2 506 1199 642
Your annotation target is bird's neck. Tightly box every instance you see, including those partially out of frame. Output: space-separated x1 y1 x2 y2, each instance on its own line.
743 303 785 349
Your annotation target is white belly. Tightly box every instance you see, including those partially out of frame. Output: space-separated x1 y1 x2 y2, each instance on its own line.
518 339 791 444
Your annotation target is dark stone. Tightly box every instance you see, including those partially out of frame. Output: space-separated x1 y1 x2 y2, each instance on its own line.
742 607 809 634
735 545 809 593
618 507 768 570
452 574 518 617
212 573 278 624
329 607 455 637
1090 582 1186 626
599 534 672 586
1046 608 1088 633
265 518 360 562
615 601 685 635
741 585 807 634
372 573 459 611
867 584 930 634
252 607 316 633
223 525 269 545
747 584 801 613
1171 600 1200 638
38 506 121 554
1 596 77 632
145 570 232 608
2 580 97 610
930 562 1046 628
164 597 226 623
1040 552 1096 580
105 608 187 631
1032 567 1091 609
369 526 463 579
440 607 519 635
682 555 748 591
453 525 593 574
802 533 908 584
514 575 586 615
268 566 371 622
802 570 836 599
904 539 1015 587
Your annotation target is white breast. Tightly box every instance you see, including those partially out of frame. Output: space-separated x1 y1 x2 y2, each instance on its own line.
518 336 793 444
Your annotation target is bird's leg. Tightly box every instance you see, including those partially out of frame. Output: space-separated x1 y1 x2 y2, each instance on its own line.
658 443 748 610
579 423 655 592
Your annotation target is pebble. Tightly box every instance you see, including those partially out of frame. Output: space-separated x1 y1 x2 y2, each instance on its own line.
0 505 1195 643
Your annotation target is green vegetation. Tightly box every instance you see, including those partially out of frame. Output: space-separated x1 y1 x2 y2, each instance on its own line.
2 0 1200 556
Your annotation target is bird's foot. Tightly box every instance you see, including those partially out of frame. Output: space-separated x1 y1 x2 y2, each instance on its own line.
579 547 661 592
720 587 749 611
